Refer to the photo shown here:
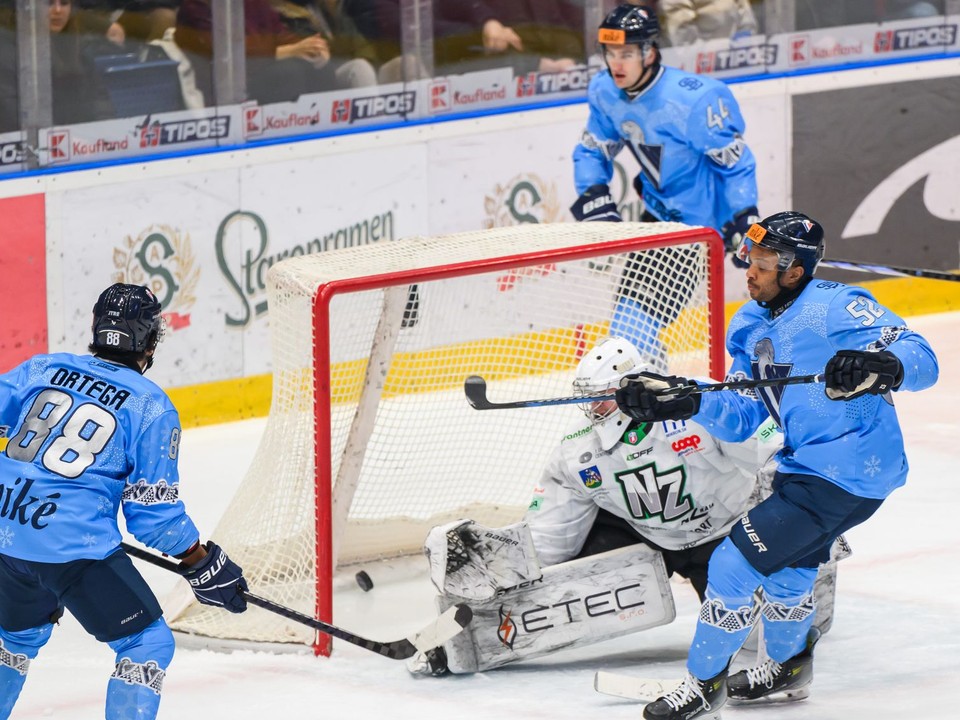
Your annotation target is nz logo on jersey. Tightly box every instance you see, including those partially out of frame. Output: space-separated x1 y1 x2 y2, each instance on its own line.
751 337 792 426
615 462 696 523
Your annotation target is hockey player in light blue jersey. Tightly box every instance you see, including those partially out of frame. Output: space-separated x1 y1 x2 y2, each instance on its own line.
615 212 939 720
571 4 759 363
0 284 248 720
571 3 758 241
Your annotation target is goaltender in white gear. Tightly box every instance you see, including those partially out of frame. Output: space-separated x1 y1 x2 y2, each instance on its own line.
413 338 848 675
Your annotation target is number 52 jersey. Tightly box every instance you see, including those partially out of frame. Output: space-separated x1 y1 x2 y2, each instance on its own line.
0 353 199 562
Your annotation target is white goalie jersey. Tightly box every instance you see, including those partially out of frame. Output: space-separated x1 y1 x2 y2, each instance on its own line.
524 416 782 566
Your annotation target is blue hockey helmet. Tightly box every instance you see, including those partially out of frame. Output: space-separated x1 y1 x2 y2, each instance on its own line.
598 4 660 47
741 211 825 277
92 283 164 353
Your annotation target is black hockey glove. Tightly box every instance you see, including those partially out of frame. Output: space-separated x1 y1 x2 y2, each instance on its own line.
721 206 759 269
615 372 701 422
570 183 622 222
179 541 248 613
824 349 903 401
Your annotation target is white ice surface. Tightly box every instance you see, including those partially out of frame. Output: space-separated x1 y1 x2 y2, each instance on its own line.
14 312 960 720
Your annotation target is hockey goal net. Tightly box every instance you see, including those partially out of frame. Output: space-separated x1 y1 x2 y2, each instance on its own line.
167 222 724 654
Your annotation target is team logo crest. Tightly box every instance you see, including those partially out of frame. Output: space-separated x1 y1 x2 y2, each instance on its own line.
484 173 562 229
579 465 603 489
751 337 792 426
113 225 200 332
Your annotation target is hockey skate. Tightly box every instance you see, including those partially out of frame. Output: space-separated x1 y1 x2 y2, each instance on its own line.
727 627 820 704
642 669 727 720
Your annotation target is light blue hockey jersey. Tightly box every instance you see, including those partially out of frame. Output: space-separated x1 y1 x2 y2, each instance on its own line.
0 353 199 562
692 279 939 499
573 65 758 232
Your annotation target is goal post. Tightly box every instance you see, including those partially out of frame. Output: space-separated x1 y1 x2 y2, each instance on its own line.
166 222 724 655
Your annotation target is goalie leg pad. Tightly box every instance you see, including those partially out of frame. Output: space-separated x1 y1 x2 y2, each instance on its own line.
431 544 675 673
424 520 541 602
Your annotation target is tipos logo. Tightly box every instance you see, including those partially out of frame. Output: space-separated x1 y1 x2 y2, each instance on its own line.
112 226 200 331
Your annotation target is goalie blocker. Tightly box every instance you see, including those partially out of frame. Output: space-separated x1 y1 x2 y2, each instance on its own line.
415 521 675 674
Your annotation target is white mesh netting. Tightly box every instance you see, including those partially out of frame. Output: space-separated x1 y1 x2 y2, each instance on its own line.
167 222 720 649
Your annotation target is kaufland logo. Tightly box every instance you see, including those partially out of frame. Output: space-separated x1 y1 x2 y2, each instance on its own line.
790 35 864 66
137 116 230 148
244 106 264 137
430 81 450 112
244 106 320 138
875 24 957 52
696 44 777 73
516 67 591 97
48 130 70 162
789 36 809 66
330 91 416 124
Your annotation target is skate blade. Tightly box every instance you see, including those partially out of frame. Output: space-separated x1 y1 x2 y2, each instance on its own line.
729 684 810 705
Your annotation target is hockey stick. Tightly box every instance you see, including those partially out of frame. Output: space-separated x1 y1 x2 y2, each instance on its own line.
121 542 472 660
594 671 681 701
820 258 960 282
464 374 825 411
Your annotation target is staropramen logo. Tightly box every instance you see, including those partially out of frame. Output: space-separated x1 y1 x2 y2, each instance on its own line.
113 225 200 331
483 173 562 228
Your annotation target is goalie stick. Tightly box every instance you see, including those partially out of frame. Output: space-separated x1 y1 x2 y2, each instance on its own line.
464 373 825 411
121 542 472 660
594 671 681 702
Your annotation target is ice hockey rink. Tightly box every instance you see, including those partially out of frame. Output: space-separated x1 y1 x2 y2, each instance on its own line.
13 310 960 720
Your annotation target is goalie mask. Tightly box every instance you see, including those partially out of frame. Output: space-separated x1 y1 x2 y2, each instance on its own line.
573 337 650 450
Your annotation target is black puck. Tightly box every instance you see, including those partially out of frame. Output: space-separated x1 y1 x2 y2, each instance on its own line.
355 570 373 592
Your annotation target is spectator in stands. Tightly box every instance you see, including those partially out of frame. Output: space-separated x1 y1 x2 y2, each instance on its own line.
433 0 585 77
270 0 379 89
116 1 205 110
176 0 374 105
659 0 759 46
49 0 115 124
339 0 428 83
796 0 941 30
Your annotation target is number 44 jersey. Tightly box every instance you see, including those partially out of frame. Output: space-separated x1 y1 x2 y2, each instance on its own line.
0 353 199 562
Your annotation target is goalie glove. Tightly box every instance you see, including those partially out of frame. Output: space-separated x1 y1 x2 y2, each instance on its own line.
570 184 622 222
615 372 701 423
424 520 541 602
721 206 759 269
824 349 903 401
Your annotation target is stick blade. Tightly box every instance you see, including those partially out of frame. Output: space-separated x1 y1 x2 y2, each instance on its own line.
407 603 473 653
464 375 490 410
594 671 681 701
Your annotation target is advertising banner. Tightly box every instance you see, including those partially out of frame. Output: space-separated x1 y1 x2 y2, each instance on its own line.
0 132 26 175
792 74 960 274
52 144 429 388
38 106 244 167
0 194 46 370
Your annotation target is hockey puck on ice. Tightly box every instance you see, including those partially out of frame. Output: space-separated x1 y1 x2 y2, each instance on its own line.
355 570 374 592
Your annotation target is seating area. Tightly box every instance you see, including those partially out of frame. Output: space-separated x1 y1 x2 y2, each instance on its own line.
95 52 185 117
